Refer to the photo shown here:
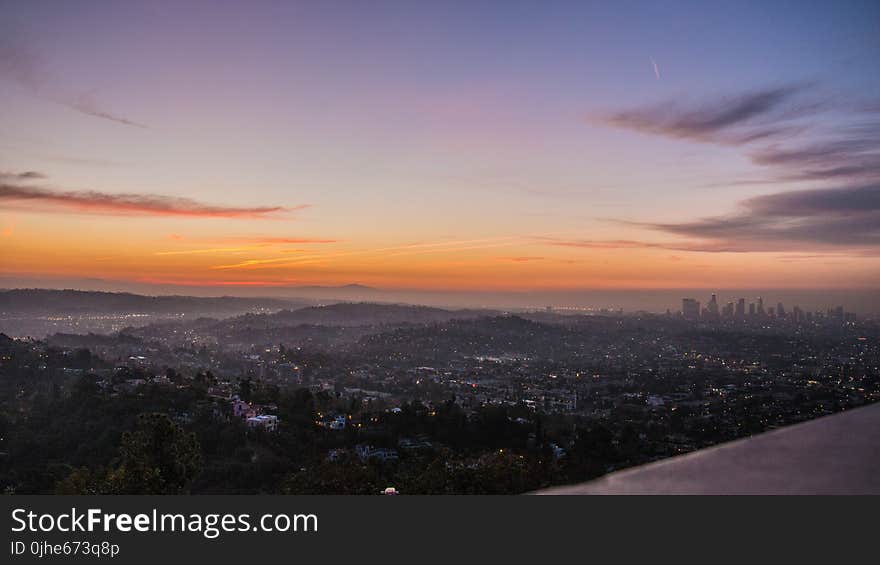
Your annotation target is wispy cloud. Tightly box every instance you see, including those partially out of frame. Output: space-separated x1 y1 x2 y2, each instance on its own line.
65 92 147 128
601 84 810 145
0 170 46 180
636 184 880 252
159 234 338 247
154 247 260 256
535 236 753 253
230 236 340 245
746 124 880 183
209 236 524 271
539 238 661 250
0 40 146 128
598 84 880 254
155 236 338 255
0 177 298 218
606 89 880 187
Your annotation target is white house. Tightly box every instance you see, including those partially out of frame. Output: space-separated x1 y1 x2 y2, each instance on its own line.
246 414 278 432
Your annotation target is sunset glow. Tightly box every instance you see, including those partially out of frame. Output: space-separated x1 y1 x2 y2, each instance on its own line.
1 2 878 296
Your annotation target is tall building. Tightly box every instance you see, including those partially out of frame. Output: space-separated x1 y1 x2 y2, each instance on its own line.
707 293 719 319
757 297 765 317
777 302 785 317
723 301 734 318
735 298 745 318
749 303 756 317
682 298 701 321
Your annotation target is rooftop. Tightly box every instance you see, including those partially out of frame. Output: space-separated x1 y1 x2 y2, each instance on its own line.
537 402 880 495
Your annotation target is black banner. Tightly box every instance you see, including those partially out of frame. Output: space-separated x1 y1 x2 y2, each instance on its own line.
0 496 872 563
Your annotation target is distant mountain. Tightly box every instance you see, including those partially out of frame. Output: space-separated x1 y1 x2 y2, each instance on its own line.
297 283 374 291
0 289 305 316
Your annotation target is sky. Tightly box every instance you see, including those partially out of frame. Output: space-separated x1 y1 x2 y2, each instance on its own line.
1 0 879 300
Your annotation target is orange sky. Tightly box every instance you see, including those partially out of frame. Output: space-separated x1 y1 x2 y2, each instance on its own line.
2 209 877 292
2 3 879 294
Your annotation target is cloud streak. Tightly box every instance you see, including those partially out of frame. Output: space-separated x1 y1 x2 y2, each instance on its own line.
234 236 340 245
598 84 880 254
601 84 809 145
155 236 340 255
0 40 146 128
208 236 525 271
746 124 880 183
536 236 754 254
0 180 297 218
66 94 148 128
154 247 260 256
0 170 46 181
637 184 880 252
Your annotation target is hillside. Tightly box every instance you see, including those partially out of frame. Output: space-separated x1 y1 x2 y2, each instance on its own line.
0 289 303 315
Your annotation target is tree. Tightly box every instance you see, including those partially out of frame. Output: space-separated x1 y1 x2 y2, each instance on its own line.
72 373 100 398
104 413 201 494
239 377 253 402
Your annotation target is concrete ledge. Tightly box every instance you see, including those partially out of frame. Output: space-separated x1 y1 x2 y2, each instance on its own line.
536 402 880 495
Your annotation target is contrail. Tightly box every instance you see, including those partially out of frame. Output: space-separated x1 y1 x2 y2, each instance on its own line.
650 57 661 80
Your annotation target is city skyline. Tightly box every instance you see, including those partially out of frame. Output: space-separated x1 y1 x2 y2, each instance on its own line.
2 1 880 293
679 291 856 322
